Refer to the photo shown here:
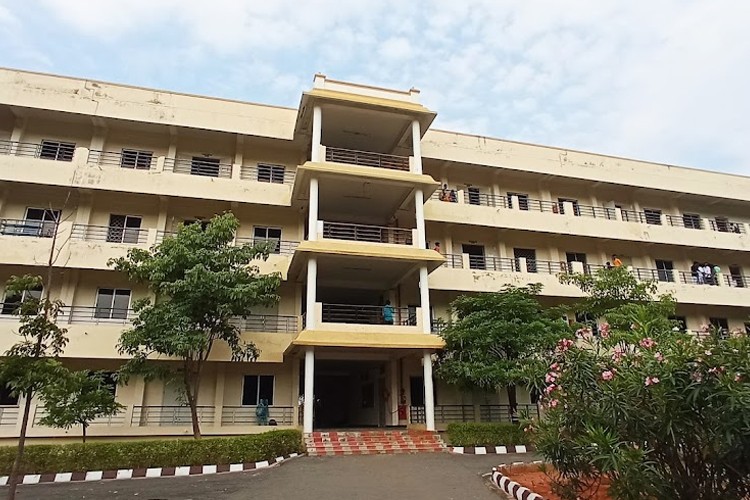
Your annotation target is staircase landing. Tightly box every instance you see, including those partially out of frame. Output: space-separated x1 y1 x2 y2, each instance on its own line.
305 430 446 456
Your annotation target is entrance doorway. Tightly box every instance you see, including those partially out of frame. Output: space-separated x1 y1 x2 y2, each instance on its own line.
312 360 387 429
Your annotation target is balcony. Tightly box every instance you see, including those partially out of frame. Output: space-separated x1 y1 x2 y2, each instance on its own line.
0 139 74 161
0 218 56 238
131 405 215 426
165 157 233 179
220 406 294 426
324 147 410 172
320 221 415 246
321 303 415 326
409 404 540 425
88 149 156 170
72 224 149 245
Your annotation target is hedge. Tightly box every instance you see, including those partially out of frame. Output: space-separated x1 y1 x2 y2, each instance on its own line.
0 429 304 475
446 423 528 447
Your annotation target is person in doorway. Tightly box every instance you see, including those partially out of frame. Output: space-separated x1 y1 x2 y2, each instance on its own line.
433 241 441 253
382 300 394 325
449 189 458 203
612 254 623 267
690 261 700 284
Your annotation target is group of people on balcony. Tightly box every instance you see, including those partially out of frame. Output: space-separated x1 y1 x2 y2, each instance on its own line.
439 184 458 203
690 262 721 285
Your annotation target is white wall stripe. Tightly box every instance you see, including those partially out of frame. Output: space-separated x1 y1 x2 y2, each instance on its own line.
22 474 40 485
116 469 133 480
84 471 102 481
229 463 243 472
453 446 464 454
174 466 191 476
475 447 487 455
255 460 270 469
54 472 72 483
0 476 8 486
145 468 162 478
202 465 217 474
515 445 527 453
495 446 508 454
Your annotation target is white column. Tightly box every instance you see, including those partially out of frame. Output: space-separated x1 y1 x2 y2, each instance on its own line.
423 351 436 431
308 177 319 241
390 359 399 426
303 348 315 433
419 266 431 333
415 189 426 248
305 258 317 330
311 106 322 162
411 120 422 174
213 366 225 428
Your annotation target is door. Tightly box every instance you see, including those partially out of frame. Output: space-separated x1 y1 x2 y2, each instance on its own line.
462 244 486 270
558 198 580 216
565 252 587 273
655 259 674 282
507 192 529 211
729 265 744 287
514 248 537 273
467 187 481 205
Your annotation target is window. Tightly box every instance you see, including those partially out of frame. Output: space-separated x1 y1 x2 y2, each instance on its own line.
39 140 75 161
655 259 675 282
668 316 687 333
467 187 481 206
709 317 729 338
0 386 18 406
257 164 285 184
682 213 702 230
94 288 131 319
242 375 274 405
644 208 662 225
106 214 142 244
253 226 282 253
1 285 42 315
729 265 744 288
514 248 537 273
507 192 529 211
190 156 220 177
120 149 153 170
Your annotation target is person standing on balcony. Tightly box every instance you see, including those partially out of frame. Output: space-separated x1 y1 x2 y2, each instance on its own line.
433 241 441 253
612 254 623 267
440 184 450 201
382 300 394 325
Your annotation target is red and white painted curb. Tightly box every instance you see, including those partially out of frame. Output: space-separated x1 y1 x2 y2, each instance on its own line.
489 462 545 500
450 444 530 454
0 453 302 486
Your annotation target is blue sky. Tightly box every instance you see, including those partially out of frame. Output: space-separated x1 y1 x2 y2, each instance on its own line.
1 1 749 174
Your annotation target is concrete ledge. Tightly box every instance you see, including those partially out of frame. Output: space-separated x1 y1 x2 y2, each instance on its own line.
490 462 545 500
0 453 303 486
450 444 531 454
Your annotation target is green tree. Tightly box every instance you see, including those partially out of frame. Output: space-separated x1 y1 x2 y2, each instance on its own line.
109 213 281 439
38 371 124 442
436 284 572 412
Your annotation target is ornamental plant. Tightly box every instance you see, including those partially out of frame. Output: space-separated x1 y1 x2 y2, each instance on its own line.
532 314 750 499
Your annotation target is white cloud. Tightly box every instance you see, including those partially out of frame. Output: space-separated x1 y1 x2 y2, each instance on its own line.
9 0 750 173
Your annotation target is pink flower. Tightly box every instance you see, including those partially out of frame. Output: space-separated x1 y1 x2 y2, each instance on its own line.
735 373 742 382
544 384 557 395
556 338 574 353
576 327 592 338
639 338 656 349
654 352 664 363
545 372 558 384
548 399 559 408
691 371 703 383
599 323 610 338
601 370 614 381
549 362 560 371
612 346 626 362
645 376 660 386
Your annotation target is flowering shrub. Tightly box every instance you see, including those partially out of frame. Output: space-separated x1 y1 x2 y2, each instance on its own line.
532 311 750 499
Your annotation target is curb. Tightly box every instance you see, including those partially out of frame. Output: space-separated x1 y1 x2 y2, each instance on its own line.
450 444 531 455
490 462 545 500
0 453 303 486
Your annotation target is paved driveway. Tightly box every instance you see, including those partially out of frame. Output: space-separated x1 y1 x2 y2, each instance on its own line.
2 452 537 500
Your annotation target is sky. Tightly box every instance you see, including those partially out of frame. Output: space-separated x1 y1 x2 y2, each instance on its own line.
1 1 749 174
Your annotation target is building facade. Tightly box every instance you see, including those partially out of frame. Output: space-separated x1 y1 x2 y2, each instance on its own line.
0 68 748 441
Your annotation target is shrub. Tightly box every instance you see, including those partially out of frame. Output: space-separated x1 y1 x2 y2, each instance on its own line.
533 315 750 500
0 430 303 475
446 422 528 447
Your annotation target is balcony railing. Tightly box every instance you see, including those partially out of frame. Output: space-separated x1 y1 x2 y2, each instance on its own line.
229 315 299 333
632 267 670 282
573 204 616 219
33 406 126 426
72 224 149 245
87 150 157 170
322 221 413 245
511 197 559 213
678 271 721 286
479 404 541 422
725 274 748 288
321 303 415 326
410 404 540 424
465 192 509 208
467 255 515 272
0 219 56 238
234 237 299 255
221 406 294 426
665 215 703 230
529 259 568 274
239 164 295 185
325 147 410 171
0 140 59 159
165 158 233 178
0 406 19 426
131 405 215 426
709 219 746 234
443 254 463 269
63 305 134 324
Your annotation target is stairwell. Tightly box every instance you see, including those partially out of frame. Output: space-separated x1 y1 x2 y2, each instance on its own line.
305 430 447 456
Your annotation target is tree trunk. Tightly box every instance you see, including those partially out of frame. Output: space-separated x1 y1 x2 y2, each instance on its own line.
183 368 202 439
82 423 87 443
7 390 33 500
506 384 518 421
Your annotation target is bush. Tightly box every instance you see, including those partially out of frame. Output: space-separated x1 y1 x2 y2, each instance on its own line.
0 430 303 475
446 422 528 447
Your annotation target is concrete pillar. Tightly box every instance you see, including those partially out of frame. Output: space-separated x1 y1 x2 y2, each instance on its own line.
517 257 528 273
124 376 147 427
423 351 435 431
74 191 93 226
510 195 520 210
415 189 426 248
303 347 315 433
89 127 107 153
305 258 317 329
213 365 225 428
311 106 322 162
419 266 431 333
308 177 319 241
8 117 28 155
411 120 422 174
291 358 301 426
562 201 576 217
390 358 399 426
233 134 244 165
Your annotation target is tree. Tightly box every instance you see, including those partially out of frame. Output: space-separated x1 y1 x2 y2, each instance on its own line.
532 268 750 499
109 213 281 439
38 371 123 442
436 284 572 413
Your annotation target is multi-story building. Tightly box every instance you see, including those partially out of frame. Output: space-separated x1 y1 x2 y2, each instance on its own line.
0 68 748 441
